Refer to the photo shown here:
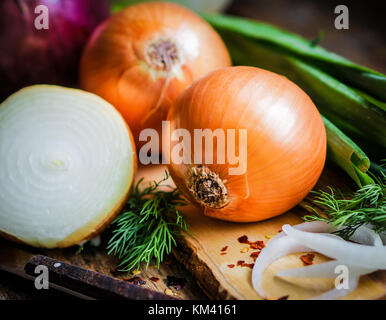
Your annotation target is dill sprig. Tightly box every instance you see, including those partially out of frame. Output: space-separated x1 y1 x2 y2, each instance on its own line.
107 171 188 272
304 170 386 239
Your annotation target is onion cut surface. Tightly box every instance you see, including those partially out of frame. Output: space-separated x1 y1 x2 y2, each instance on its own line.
0 85 136 248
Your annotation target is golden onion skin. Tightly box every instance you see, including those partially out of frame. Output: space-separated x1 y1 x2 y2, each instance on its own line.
80 2 231 148
167 66 327 222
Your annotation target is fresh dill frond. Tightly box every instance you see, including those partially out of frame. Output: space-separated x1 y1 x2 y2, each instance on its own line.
304 170 386 239
107 171 188 272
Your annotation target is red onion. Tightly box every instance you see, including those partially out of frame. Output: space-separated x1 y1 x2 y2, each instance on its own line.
0 0 109 101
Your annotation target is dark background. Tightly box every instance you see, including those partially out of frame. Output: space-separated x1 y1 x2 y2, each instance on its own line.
227 0 385 73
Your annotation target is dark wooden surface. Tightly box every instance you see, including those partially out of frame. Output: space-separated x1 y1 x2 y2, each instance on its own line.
0 0 384 299
24 255 176 300
0 235 207 300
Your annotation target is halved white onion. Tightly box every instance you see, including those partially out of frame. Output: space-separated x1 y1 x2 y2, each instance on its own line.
0 85 136 248
282 224 386 269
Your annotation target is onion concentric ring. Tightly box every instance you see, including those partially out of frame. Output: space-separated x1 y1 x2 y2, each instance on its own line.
0 85 136 248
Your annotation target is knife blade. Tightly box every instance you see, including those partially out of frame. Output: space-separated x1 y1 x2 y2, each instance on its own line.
0 240 176 300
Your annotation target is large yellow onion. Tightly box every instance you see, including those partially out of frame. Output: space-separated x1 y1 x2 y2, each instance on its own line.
0 86 136 248
80 1 231 148
166 66 327 222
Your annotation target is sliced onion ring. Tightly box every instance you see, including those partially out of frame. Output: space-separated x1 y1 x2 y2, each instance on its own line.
252 236 312 298
350 225 383 246
282 224 386 269
277 260 375 279
310 276 359 300
0 85 136 248
266 221 336 245
381 232 386 245
253 221 385 300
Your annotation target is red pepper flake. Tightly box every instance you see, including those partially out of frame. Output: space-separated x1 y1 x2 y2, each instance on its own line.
300 253 315 266
238 235 265 250
237 260 245 266
150 277 159 282
238 235 249 244
220 252 227 255
250 251 260 261
236 260 254 268
249 240 265 250
227 264 235 268
241 262 254 269
277 295 289 300
126 276 146 285
221 246 228 252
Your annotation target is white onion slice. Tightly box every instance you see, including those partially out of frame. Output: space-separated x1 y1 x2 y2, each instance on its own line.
0 85 136 248
252 236 313 298
277 260 375 279
267 221 336 245
277 260 341 278
381 232 386 245
282 225 386 269
310 276 359 300
350 225 383 246
277 227 378 279
318 233 345 240
253 221 384 299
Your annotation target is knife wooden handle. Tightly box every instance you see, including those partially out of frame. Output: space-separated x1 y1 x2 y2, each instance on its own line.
24 255 176 300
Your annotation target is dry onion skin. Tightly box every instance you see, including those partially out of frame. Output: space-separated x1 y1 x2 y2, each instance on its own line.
0 85 136 248
79 2 231 147
166 66 327 222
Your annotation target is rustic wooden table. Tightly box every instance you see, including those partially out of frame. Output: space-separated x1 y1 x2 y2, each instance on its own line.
0 0 384 299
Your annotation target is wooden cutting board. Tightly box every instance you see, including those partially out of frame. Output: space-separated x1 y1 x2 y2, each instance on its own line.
139 164 386 300
1 164 385 300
